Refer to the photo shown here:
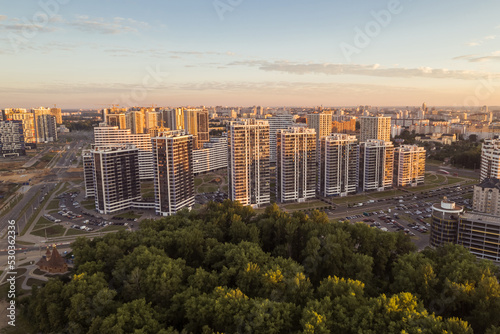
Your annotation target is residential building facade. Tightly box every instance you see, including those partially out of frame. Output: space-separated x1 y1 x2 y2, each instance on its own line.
359 116 391 142
360 139 394 192
480 139 500 181
473 178 500 216
228 119 270 207
276 127 317 203
394 145 426 187
152 130 195 216
318 134 359 197
92 145 142 215
192 137 228 175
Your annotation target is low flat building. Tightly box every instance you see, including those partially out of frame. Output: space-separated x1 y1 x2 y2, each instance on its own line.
458 212 500 263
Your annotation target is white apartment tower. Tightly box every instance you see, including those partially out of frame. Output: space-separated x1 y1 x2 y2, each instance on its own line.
359 116 391 142
394 145 426 187
276 127 317 203
480 139 500 182
94 124 154 180
228 119 270 207
318 134 359 197
152 130 195 216
360 139 394 192
268 114 294 162
306 113 331 141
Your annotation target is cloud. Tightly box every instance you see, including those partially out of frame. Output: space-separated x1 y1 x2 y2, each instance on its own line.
453 52 500 63
0 15 7 21
70 15 149 34
228 60 500 80
466 35 496 46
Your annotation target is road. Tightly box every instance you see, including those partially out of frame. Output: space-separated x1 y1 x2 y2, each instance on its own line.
426 164 480 179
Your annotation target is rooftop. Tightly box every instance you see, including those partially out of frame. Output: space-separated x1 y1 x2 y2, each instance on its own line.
461 212 500 224
476 178 500 191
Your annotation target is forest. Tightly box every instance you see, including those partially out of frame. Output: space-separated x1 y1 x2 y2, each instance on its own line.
24 201 500 333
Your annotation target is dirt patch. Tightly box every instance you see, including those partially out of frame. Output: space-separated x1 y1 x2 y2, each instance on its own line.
0 172 42 183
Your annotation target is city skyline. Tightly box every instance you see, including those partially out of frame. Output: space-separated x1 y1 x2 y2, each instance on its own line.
1 0 500 108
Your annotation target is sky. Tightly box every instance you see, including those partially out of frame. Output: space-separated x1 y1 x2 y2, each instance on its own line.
1 0 500 108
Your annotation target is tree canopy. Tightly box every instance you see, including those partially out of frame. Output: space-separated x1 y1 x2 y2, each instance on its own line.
23 201 500 333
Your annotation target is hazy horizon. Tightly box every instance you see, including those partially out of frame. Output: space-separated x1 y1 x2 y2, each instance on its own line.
1 0 500 108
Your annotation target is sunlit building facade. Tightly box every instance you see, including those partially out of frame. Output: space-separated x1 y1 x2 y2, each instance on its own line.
152 130 195 216
276 127 316 203
228 119 270 207
318 134 359 197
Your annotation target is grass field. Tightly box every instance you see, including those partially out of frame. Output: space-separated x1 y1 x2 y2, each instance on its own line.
55 182 70 196
282 200 328 211
33 217 55 230
46 199 60 210
65 228 88 236
31 225 66 238
82 199 95 210
141 181 155 198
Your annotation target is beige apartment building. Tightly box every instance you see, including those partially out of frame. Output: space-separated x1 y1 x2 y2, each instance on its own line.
394 145 426 187
360 139 394 192
276 127 317 203
473 178 500 216
318 133 359 197
359 116 391 142
480 139 500 181
228 119 270 207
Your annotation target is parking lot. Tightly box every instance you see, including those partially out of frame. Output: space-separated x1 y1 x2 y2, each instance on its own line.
335 184 474 249
46 191 136 233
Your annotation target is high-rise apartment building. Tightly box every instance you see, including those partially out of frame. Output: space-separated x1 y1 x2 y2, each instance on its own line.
0 120 25 157
480 139 500 181
473 178 500 216
394 145 426 187
359 116 391 142
144 110 160 131
318 134 359 197
152 130 195 216
331 119 356 134
92 145 142 214
94 124 154 180
82 150 95 198
268 114 294 162
126 110 146 134
228 119 270 207
192 137 228 174
360 139 394 192
276 127 316 203
106 113 127 129
36 114 58 142
183 108 210 149
50 107 62 124
198 109 210 146
306 113 331 141
4 109 36 144
162 108 185 130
